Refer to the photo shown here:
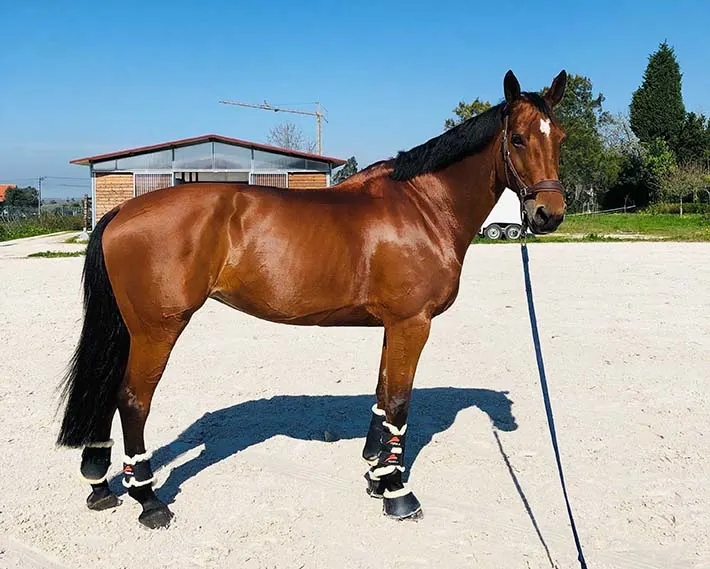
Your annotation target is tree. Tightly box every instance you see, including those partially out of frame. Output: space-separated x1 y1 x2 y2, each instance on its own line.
600 113 640 156
674 112 710 165
444 98 491 130
599 113 646 210
332 156 359 184
4 186 38 208
543 74 619 211
630 41 686 150
266 121 317 153
644 138 677 203
603 133 680 210
658 161 710 214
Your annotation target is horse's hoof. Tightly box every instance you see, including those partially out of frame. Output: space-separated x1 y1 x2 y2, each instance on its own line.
86 489 121 511
138 505 173 529
364 473 386 499
383 490 423 521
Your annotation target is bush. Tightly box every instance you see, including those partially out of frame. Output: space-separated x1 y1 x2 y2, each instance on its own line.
0 214 84 242
645 202 710 214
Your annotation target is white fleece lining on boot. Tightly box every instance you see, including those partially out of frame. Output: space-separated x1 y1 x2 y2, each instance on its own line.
85 439 114 449
371 404 386 417
371 464 405 478
382 422 407 436
123 451 152 465
122 476 155 488
363 455 378 467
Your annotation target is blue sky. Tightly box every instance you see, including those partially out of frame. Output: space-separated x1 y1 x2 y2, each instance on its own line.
1 0 709 198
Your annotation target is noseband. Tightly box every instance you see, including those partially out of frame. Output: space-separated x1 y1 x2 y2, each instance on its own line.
501 113 566 205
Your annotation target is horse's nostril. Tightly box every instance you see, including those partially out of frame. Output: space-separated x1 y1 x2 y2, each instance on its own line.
535 205 549 224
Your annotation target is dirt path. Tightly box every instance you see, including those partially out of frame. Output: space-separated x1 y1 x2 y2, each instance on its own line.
0 232 85 259
1 241 708 568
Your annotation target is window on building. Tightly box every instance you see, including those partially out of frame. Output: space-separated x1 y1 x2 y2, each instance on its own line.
250 173 288 188
117 150 172 170
135 174 173 196
173 143 213 169
213 143 252 169
253 150 306 170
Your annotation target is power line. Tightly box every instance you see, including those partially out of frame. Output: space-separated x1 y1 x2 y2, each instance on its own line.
2 176 88 183
40 175 88 180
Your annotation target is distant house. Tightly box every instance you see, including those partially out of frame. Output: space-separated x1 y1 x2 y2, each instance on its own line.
0 184 16 203
70 134 347 228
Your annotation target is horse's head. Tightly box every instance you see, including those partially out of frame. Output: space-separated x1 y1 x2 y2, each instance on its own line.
499 70 568 235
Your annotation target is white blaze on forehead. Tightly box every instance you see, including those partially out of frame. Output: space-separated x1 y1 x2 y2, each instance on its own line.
540 118 551 137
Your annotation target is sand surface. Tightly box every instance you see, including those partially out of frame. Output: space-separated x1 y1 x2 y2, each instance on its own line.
1 237 708 568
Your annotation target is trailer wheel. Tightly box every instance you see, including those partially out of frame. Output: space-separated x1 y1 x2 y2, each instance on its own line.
505 224 522 240
484 224 502 240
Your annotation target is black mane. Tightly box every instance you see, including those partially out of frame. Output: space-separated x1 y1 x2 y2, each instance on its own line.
389 92 553 181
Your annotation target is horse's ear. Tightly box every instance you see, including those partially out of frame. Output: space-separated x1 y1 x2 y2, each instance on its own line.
504 70 521 104
545 70 567 108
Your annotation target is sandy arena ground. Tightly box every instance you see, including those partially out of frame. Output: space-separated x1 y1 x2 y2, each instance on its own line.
0 236 708 569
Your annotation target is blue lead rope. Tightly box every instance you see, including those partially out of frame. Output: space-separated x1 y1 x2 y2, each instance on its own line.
521 242 589 569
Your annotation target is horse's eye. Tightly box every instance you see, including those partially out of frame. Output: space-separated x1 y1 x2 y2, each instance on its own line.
511 134 525 147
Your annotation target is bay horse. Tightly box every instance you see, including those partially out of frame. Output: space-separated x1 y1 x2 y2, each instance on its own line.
56 69 568 529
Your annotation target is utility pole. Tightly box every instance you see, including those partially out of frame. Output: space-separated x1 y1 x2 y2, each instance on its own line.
218 99 328 155
37 176 45 217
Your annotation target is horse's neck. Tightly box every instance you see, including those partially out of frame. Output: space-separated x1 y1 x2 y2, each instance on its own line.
411 141 504 259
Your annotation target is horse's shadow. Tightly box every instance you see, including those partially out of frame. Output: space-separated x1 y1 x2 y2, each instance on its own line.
109 387 517 503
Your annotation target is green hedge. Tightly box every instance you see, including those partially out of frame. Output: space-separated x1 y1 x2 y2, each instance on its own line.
0 214 84 242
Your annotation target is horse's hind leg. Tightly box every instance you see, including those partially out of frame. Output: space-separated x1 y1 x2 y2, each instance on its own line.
364 314 430 520
118 324 187 529
81 412 121 511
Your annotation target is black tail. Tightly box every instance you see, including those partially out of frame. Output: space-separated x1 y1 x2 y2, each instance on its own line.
56 208 130 448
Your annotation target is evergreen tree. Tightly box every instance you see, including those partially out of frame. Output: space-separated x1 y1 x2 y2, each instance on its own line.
630 41 686 149
332 156 359 184
674 112 710 164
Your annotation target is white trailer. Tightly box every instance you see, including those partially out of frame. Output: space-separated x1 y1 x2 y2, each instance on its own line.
478 187 524 240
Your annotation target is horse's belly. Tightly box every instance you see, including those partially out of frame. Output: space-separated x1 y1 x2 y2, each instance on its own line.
210 261 377 326
210 289 380 327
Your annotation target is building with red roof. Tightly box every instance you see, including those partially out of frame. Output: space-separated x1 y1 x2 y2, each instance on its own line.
70 135 347 227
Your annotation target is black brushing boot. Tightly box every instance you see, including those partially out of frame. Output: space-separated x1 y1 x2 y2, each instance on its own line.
366 420 422 520
123 452 173 529
80 440 121 511
362 404 387 465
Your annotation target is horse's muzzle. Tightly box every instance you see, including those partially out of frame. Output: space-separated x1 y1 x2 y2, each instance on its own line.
520 180 566 234
528 203 565 234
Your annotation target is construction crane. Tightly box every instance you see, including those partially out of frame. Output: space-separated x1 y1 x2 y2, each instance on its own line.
218 99 327 155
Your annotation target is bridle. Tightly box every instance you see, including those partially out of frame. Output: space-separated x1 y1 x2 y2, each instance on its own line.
501 111 566 231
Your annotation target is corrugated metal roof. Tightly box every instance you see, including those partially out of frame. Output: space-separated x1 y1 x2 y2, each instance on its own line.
70 134 347 167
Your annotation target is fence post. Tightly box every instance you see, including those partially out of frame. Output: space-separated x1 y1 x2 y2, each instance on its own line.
77 194 91 242
83 194 90 231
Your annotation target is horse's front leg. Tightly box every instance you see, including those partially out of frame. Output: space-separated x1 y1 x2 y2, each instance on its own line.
363 314 430 520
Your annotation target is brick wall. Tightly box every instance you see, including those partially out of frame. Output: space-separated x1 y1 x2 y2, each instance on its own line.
94 173 134 222
287 172 328 189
